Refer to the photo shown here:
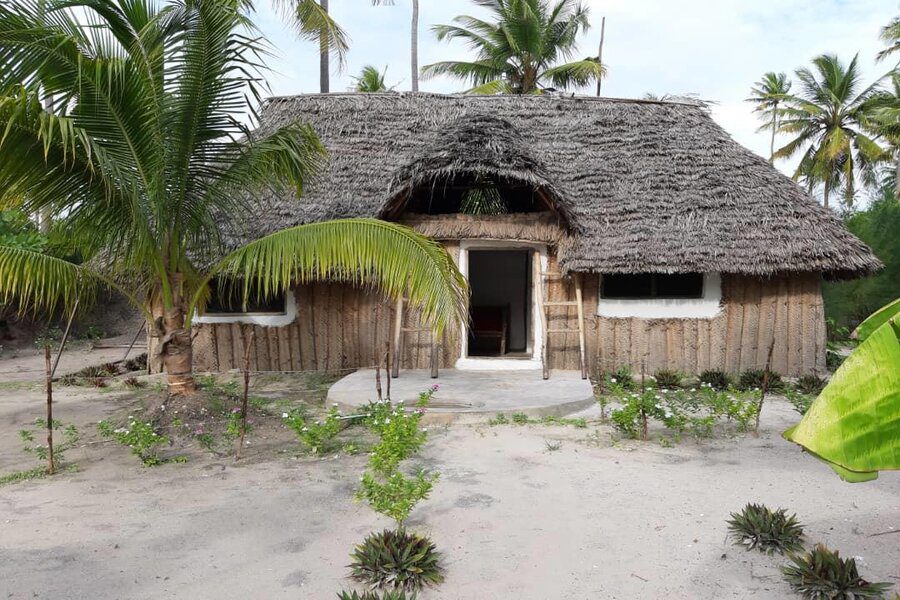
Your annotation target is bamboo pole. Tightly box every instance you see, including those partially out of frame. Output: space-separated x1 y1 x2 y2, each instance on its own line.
44 345 54 475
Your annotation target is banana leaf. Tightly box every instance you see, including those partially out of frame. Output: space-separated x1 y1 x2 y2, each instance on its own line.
852 297 900 342
783 316 900 482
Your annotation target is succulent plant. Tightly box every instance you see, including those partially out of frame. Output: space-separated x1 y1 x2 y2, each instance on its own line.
738 369 783 391
782 544 893 599
653 369 682 389
795 375 826 395
349 528 444 591
337 590 415 600
727 503 804 554
699 369 730 390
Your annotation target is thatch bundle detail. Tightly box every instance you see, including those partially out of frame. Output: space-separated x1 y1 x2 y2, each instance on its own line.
246 92 880 279
400 212 571 246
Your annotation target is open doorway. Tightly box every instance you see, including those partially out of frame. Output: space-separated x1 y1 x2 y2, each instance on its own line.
467 249 532 357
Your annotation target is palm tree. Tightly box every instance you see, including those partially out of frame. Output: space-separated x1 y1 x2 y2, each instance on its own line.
421 0 605 95
353 65 390 92
877 15 900 62
0 0 467 396
747 72 792 163
863 73 900 197
278 0 349 93
372 0 420 92
774 54 889 208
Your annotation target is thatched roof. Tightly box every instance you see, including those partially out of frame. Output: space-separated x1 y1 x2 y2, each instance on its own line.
247 92 880 279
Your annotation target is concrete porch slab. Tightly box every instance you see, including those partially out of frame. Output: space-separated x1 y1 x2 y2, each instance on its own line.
327 369 595 423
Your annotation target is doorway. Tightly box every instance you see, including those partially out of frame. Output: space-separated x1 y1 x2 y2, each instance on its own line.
466 249 532 357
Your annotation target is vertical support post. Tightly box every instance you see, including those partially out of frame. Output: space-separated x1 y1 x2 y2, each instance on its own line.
44 345 54 475
391 297 403 378
575 274 587 380
374 303 383 401
754 337 777 434
596 16 606 97
236 327 255 460
533 251 549 380
384 340 392 400
430 334 439 379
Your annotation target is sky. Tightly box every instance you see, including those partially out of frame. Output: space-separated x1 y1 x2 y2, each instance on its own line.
251 0 897 179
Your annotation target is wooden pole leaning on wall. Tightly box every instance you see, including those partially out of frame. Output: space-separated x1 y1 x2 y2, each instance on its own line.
391 297 403 379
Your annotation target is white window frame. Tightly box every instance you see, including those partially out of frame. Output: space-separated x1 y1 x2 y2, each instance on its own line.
194 291 297 327
597 273 723 319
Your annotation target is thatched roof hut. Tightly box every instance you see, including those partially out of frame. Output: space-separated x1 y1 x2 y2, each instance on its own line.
246 92 880 280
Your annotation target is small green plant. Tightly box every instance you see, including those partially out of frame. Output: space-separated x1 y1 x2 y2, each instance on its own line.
224 406 251 439
726 503 804 555
544 439 562 452
700 369 730 390
738 369 783 391
610 389 668 440
20 419 79 471
785 388 814 416
796 375 826 395
349 528 444 591
826 349 846 372
98 418 169 466
81 325 106 340
194 427 216 451
610 365 635 390
488 413 508 425
357 470 438 526
123 376 145 389
0 467 47 486
511 412 529 424
653 369 682 389
782 544 892 599
284 406 342 455
337 590 414 600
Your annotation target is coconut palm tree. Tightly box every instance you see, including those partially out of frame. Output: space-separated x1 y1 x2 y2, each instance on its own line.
372 0 420 92
0 0 467 396
877 15 900 62
747 72 792 163
774 54 889 208
863 73 900 197
421 0 605 95
353 65 390 92
277 0 349 93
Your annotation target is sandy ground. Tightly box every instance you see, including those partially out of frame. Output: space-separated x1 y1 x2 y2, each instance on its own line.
0 370 898 599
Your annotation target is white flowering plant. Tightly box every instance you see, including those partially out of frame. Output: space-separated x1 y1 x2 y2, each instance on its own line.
283 406 342 455
97 418 169 466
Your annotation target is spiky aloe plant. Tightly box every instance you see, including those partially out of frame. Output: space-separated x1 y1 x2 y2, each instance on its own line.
349 529 444 591
782 544 893 599
337 590 415 600
726 503 804 554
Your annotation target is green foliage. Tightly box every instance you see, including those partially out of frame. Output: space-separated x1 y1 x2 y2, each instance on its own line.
738 369 783 391
357 387 439 525
0 209 46 252
357 470 439 525
784 310 900 482
726 503 804 555
224 407 250 439
826 349 846 372
796 375 826 395
19 418 79 470
824 196 900 330
782 544 893 599
353 65 392 93
488 413 508 425
511 412 529 424
653 369 682 389
349 529 444 591
0 466 47 487
98 418 168 466
785 388 815 416
284 406 343 455
337 591 415 600
422 0 604 94
699 369 730 390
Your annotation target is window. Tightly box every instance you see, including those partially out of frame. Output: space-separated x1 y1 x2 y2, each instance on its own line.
597 273 722 319
601 273 704 299
206 279 286 316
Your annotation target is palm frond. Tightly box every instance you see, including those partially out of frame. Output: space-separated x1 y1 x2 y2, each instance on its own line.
542 57 605 89
200 219 468 335
276 0 349 66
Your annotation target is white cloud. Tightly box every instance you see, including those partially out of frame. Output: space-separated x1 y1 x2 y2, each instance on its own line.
254 0 897 174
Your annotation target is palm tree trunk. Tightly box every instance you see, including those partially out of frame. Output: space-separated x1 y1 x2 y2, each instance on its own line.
769 110 777 164
823 186 830 209
157 274 197 396
895 151 900 199
319 0 329 93
410 0 419 92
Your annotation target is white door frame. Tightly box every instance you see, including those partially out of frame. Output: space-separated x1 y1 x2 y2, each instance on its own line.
455 239 546 371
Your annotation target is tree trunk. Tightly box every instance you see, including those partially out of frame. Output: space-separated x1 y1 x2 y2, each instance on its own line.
155 274 197 396
769 110 777 164
319 0 330 93
895 152 900 199
823 186 830 209
410 0 419 92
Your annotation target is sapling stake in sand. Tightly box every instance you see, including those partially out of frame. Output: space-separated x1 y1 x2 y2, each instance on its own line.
236 328 256 460
43 344 54 475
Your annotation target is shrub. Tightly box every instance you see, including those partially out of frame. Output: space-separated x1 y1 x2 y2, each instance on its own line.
782 544 892 599
357 470 438 525
700 369 730 390
19 419 79 471
98 418 169 466
338 591 414 600
349 529 444 591
726 503 804 555
611 365 635 390
796 375 826 395
653 369 682 389
738 369 783 391
284 406 342 455
610 389 667 440
785 388 814 416
123 376 145 389
826 349 846 372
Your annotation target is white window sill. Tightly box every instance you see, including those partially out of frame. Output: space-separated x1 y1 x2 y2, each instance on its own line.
194 294 297 327
597 273 722 319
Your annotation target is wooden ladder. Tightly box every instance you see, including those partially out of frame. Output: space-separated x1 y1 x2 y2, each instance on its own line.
534 256 587 380
391 297 440 379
